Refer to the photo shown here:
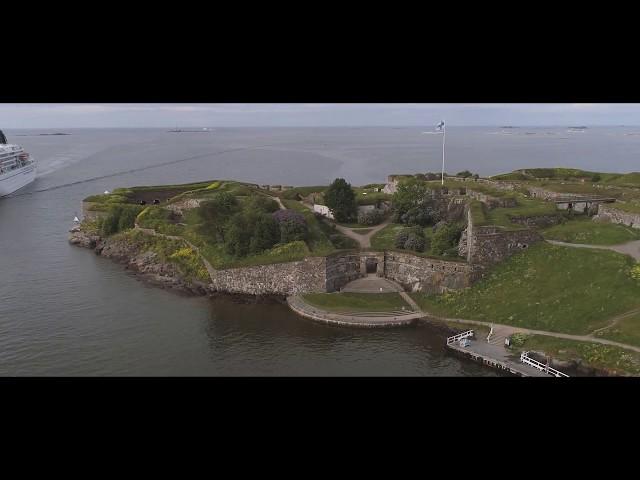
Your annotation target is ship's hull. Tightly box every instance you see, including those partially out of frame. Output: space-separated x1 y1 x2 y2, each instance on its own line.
0 163 36 197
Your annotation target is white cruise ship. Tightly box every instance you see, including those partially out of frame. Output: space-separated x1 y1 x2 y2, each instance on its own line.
0 130 36 197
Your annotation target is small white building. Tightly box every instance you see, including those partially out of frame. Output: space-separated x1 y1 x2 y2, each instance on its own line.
313 204 335 220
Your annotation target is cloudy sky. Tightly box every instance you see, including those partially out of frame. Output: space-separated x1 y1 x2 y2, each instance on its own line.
1 103 639 128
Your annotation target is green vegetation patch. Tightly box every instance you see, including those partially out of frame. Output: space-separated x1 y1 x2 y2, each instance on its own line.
542 217 640 245
508 334 640 376
369 223 465 260
280 185 328 200
484 196 559 229
609 202 640 214
118 230 210 282
302 292 410 313
594 311 640 348
410 243 640 335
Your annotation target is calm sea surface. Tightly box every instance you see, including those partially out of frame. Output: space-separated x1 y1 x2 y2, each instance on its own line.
1 126 639 376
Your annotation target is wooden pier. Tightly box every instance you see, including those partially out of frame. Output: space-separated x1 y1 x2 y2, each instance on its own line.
445 331 567 377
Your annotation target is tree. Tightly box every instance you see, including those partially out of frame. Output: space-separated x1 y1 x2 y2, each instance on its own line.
591 174 602 182
392 177 441 226
223 213 251 256
430 223 464 256
456 170 473 178
198 192 238 242
324 178 357 223
249 214 279 254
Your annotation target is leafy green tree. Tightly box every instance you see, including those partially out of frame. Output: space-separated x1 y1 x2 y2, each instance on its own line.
223 213 251 256
591 174 602 182
324 178 357 223
249 214 279 254
430 223 464 256
199 192 238 242
456 170 473 178
392 177 430 220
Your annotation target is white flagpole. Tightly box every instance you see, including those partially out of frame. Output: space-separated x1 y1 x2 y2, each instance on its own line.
441 121 446 185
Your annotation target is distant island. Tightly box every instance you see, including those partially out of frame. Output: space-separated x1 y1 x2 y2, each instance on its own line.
168 128 212 133
15 132 71 136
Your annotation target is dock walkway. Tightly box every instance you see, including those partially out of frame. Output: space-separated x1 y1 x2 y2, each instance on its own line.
446 334 550 377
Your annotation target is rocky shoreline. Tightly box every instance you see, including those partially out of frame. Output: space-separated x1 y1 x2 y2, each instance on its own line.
68 225 289 305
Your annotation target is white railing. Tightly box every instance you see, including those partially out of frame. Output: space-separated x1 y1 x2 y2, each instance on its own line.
520 352 569 377
447 330 474 345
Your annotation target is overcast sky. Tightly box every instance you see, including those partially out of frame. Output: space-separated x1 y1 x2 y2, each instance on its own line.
1 103 640 128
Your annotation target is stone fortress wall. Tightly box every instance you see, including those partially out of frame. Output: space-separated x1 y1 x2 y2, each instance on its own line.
594 204 640 229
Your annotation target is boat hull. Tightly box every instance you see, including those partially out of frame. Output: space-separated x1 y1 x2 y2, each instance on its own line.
0 163 36 197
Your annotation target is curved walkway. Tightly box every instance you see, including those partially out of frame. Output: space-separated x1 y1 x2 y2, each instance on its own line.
287 294 421 327
547 239 640 261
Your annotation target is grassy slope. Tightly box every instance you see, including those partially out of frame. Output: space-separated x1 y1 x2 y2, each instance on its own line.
509 335 640 376
484 196 559 229
302 293 410 312
595 311 640 348
410 243 640 335
542 217 640 245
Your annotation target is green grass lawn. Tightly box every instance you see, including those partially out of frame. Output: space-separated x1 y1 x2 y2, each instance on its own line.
610 202 640 214
410 243 640 335
302 293 410 312
542 217 640 245
507 334 640 376
594 311 640 348
370 223 406 250
484 196 559 229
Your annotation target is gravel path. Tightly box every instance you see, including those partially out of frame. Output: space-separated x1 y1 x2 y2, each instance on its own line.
546 239 640 261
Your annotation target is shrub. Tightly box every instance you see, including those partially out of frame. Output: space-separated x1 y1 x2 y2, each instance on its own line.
394 230 410 249
400 206 439 226
279 219 309 243
631 264 640 281
198 192 239 241
404 233 426 252
98 204 144 237
245 195 279 213
272 209 306 225
223 213 251 256
357 209 385 226
249 214 279 254
430 223 464 256
591 174 602 182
